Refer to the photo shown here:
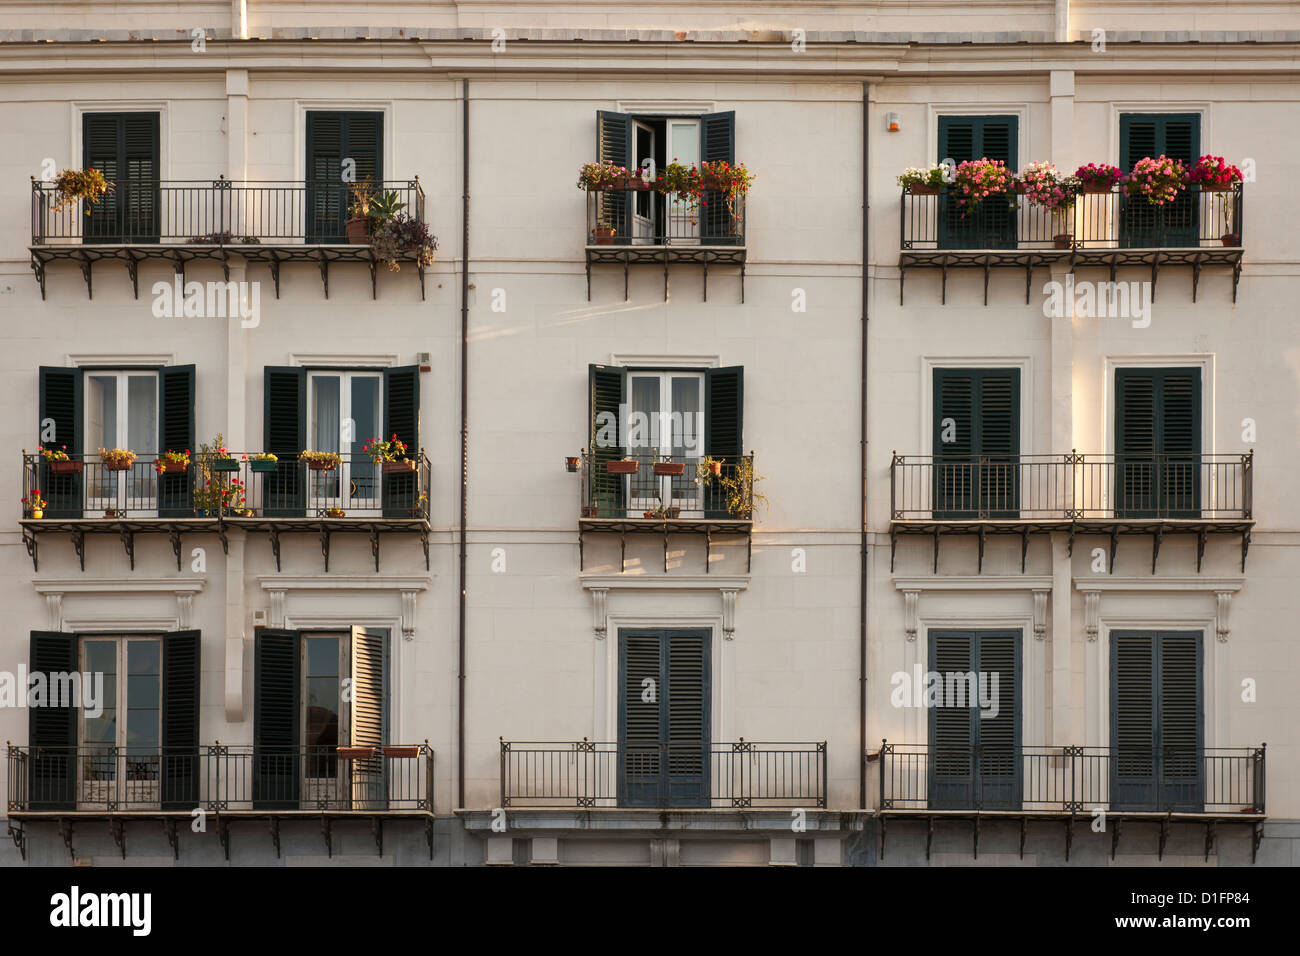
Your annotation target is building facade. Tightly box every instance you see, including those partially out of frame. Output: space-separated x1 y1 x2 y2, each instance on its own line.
0 1 1295 866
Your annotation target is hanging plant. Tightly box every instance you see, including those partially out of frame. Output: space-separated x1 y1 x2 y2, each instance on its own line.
370 214 437 273
52 168 114 214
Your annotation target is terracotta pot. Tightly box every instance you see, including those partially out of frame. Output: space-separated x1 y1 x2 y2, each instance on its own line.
612 176 649 191
1221 233 1241 247
666 507 680 519
1081 182 1113 194
606 460 639 475
581 505 599 518
907 184 940 195
383 745 421 759
103 459 134 472
593 226 616 245
1199 182 1233 192
701 176 727 191
337 746 375 760
346 217 370 244
565 456 580 473
1053 234 1073 250
708 461 722 477
325 509 346 518
307 460 338 472
653 461 685 476
382 458 416 474
49 459 83 474
159 460 188 474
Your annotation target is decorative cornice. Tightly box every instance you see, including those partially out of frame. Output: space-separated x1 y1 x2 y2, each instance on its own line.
580 574 749 591
1069 576 1243 593
34 577 205 594
257 575 431 590
893 575 1053 591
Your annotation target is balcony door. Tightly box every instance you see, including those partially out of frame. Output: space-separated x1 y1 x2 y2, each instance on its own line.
305 111 383 243
84 370 158 517
82 112 160 243
927 630 1021 810
1114 368 1201 518
937 115 1018 250
78 637 161 810
307 370 382 514
618 629 710 808
1119 114 1200 248
626 371 703 516
1111 630 1204 811
932 368 1020 519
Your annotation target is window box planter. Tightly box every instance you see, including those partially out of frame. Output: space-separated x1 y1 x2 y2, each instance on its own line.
325 508 346 518
606 460 639 475
337 746 375 760
907 184 941 195
158 460 188 474
1199 182 1233 193
592 226 616 245
49 460 83 475
382 458 416 474
210 458 240 473
1053 234 1073 249
565 456 580 473
653 461 685 476
581 505 599 518
346 217 370 244
249 458 278 474
1221 233 1241 247
307 460 338 472
642 507 681 519
611 175 650 191
382 745 421 759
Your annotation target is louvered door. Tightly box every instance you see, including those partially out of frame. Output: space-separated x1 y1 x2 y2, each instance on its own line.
306 112 383 243
1115 368 1201 518
937 115 1018 249
83 113 159 243
1111 630 1203 810
350 627 387 809
932 368 1020 519
1119 113 1200 248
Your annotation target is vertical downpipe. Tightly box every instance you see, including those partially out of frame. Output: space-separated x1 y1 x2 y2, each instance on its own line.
457 79 470 809
860 82 871 811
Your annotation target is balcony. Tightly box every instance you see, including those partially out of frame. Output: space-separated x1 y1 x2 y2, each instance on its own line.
6 743 435 860
898 184 1244 304
583 187 746 302
875 742 1265 861
21 451 432 572
888 452 1254 572
576 451 756 572
500 740 826 809
29 178 428 300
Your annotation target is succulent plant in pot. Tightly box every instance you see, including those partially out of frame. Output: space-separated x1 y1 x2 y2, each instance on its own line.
371 214 438 272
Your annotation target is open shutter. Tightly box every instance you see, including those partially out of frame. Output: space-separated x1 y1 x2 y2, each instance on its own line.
704 366 743 518
160 629 200 809
666 630 710 807
382 365 420 517
929 631 974 809
700 111 736 242
938 115 1017 249
157 364 195 517
28 631 77 811
588 364 627 514
253 628 301 809
264 366 306 517
306 111 384 243
39 367 83 518
619 630 664 807
975 631 1020 809
1158 631 1203 809
350 627 386 808
595 110 633 244
83 112 159 242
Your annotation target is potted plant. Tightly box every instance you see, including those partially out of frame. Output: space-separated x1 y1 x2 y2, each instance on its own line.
371 214 438 273
98 447 137 471
1123 155 1187 206
301 450 341 472
1019 162 1080 248
209 447 240 473
246 452 279 474
1074 163 1123 194
896 164 947 195
364 434 414 473
577 162 637 191
697 456 724 478
383 745 422 759
653 458 685 476
336 746 375 760
325 507 346 518
606 457 639 475
23 490 47 520
40 445 82 474
592 218 616 244
346 178 377 243
565 456 580 473
719 458 769 519
655 161 705 217
51 167 113 213
408 493 429 517
951 158 1016 215
699 160 754 214
581 504 599 518
156 449 191 474
1188 155 1242 192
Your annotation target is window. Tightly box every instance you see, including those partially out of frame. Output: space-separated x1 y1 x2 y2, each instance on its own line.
254 627 389 810
82 112 160 243
932 368 1020 518
618 628 710 808
928 630 1020 810
1115 367 1201 518
594 110 736 245
1111 630 1203 811
1119 113 1200 247
587 364 742 518
937 114 1018 249
263 365 419 517
38 365 194 518
26 630 200 812
306 111 383 243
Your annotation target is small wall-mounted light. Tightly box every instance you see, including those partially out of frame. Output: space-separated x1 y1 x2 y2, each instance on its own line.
886 112 900 133
565 456 580 473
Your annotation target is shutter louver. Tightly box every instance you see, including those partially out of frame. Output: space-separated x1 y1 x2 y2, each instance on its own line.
254 628 301 809
595 110 633 244
588 364 626 513
1120 113 1200 246
1116 368 1200 517
666 630 710 807
1158 632 1202 805
704 365 744 518
930 632 974 808
976 632 1019 807
264 366 306 517
82 112 158 242
157 364 195 517
160 629 200 809
28 631 77 811
382 365 420 517
700 111 736 242
39 367 83 518
619 630 663 806
938 115 1018 249
350 627 386 809
306 111 383 243
933 368 1020 518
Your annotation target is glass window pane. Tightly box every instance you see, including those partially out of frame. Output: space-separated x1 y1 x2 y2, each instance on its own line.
126 675 159 710
669 121 700 167
127 640 160 676
127 375 158 455
351 377 380 451
126 707 160 748
86 375 118 453
670 376 702 456
306 637 340 678
84 640 117 677
311 376 341 453
83 714 116 745
629 376 660 450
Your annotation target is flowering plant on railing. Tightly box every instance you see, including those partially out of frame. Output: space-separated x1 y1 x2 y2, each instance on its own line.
1074 163 1123 192
98 448 137 470
577 161 647 191
371 214 437 273
194 475 245 515
155 449 191 474
245 452 278 462
38 445 71 462
951 158 1016 214
896 164 949 192
1019 162 1080 211
1187 155 1242 189
363 434 409 465
23 490 47 514
698 160 754 219
1123 155 1186 205
52 168 114 213
300 450 341 471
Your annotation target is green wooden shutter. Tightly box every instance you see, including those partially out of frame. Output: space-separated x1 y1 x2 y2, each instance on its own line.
39 367 83 518
704 365 743 518
588 363 626 514
700 111 736 242
939 114 1019 169
350 627 386 808
665 629 710 807
1120 113 1201 246
938 115 1018 250
1116 368 1201 517
1158 631 1203 808
929 631 974 808
619 629 664 806
264 366 306 517
306 111 384 243
382 365 420 517
28 631 77 810
253 628 301 809
83 112 159 242
160 629 200 809
596 110 633 244
157 364 195 517
976 631 1020 808
933 368 1020 518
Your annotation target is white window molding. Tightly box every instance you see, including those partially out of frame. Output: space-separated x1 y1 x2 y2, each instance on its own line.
66 353 175 368
609 354 720 369
1101 355 1215 467
1106 104 1211 169
70 102 170 180
257 575 432 639
1069 575 1242 593
289 353 400 368
918 356 1033 458
615 101 715 116
33 578 205 632
581 574 749 639
893 575 1053 592
293 102 394 184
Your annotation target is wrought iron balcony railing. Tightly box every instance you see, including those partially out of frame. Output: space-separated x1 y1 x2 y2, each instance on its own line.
900 183 1243 251
501 740 826 809
890 452 1252 522
877 742 1265 814
22 451 431 521
579 452 755 521
31 178 426 246
7 743 435 813
585 186 745 247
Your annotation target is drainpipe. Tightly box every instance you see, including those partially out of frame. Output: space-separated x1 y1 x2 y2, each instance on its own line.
1055 0 1069 43
457 78 469 809
859 82 871 810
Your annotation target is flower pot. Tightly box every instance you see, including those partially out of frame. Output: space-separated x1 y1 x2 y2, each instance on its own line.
643 512 659 519
1053 234 1074 250
346 217 370 244
606 460 639 475
159 460 188 474
307 460 338 472
210 458 240 473
30 509 42 520
581 505 599 518
325 509 346 518
49 459 82 474
383 745 421 759
653 461 685 476
701 176 727 191
249 459 278 473
907 184 940 195
707 461 722 477
612 176 649 191
1221 233 1241 247
382 458 417 474
1200 182 1233 192
337 746 375 760
103 459 134 472
666 507 680 519
565 456 580 473
592 226 616 245
1081 182 1113 194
